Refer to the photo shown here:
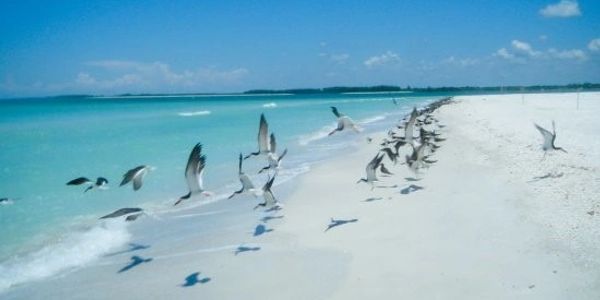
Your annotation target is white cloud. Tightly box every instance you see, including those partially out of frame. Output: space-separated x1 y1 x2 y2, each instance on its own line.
539 0 581 18
494 40 587 62
79 60 248 90
548 49 587 60
442 56 479 67
539 35 548 41
588 38 600 52
364 51 400 68
329 53 350 64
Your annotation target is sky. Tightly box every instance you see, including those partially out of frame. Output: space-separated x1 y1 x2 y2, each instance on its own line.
0 0 599 97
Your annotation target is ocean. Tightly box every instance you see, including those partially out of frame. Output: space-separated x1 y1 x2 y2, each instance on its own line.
0 92 448 292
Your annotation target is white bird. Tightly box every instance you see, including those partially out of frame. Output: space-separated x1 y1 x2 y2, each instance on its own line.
229 153 258 199
403 107 418 145
328 106 360 136
357 153 384 190
0 197 16 206
534 121 567 158
66 176 108 192
120 165 153 191
175 143 211 206
406 142 427 173
254 176 280 210
245 114 272 160
259 133 288 174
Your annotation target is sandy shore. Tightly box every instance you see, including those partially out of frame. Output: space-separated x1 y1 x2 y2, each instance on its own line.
4 92 600 299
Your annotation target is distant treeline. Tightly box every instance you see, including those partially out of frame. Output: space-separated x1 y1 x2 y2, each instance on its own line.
243 83 600 95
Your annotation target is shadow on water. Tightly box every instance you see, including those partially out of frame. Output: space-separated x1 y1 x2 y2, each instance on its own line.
117 255 153 273
260 215 284 223
400 184 424 195
253 224 274 237
105 243 151 257
181 272 211 287
325 218 358 232
234 246 261 255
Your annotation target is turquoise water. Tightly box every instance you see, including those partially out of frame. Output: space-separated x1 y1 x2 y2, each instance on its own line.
0 92 448 291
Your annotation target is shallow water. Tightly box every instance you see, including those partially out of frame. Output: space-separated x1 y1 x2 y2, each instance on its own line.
0 92 448 292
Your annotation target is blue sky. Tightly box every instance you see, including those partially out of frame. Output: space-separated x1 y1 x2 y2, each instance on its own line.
1 0 599 97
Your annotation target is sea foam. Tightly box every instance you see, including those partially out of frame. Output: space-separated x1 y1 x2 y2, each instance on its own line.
0 220 130 293
177 110 211 117
262 102 277 108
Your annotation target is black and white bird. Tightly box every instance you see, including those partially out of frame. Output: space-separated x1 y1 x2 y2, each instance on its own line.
259 133 288 174
0 197 16 206
357 153 384 190
120 165 153 191
175 143 211 206
229 153 258 199
328 106 360 136
406 143 427 173
534 121 567 157
254 176 279 210
99 207 143 219
67 177 108 192
403 107 418 145
244 114 272 160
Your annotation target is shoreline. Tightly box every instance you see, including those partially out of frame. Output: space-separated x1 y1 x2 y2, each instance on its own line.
3 92 599 299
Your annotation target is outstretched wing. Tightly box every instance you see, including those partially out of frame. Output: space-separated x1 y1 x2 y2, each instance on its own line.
270 133 276 154
258 114 269 152
534 123 553 150
185 143 206 193
330 106 343 118
120 166 146 186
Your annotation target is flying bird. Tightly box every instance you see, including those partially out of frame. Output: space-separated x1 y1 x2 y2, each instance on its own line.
0 197 16 206
328 106 360 136
100 207 143 219
534 121 567 157
175 143 211 206
120 165 153 191
254 176 279 210
244 114 272 160
357 153 384 190
228 153 258 199
67 177 108 192
259 134 288 174
403 107 418 145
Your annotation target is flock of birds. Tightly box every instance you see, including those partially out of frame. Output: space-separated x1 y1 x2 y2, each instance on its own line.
1 97 567 223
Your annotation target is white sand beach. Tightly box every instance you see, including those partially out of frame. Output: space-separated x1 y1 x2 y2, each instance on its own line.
4 92 600 299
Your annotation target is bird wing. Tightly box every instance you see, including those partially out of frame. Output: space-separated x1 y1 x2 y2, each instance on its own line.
67 177 92 185
258 114 269 152
120 165 146 186
240 173 255 190
366 154 382 181
277 148 288 163
238 153 243 174
270 133 277 154
185 143 206 193
330 106 342 118
132 169 147 191
534 123 553 150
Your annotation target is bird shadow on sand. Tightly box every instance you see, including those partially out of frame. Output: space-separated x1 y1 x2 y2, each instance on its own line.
363 197 384 203
400 184 424 195
253 224 274 237
528 172 564 183
105 243 151 257
325 218 358 232
404 177 422 182
235 245 261 255
181 272 211 287
260 215 284 223
375 184 398 189
117 255 153 273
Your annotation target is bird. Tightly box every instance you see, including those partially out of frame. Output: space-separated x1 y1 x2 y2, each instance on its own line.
406 143 427 173
244 114 272 160
174 143 211 206
228 153 258 199
403 107 418 145
379 163 394 176
259 133 288 174
534 121 567 157
67 177 108 192
254 175 279 210
0 197 16 206
100 207 143 219
120 165 153 191
357 153 384 190
328 106 360 136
